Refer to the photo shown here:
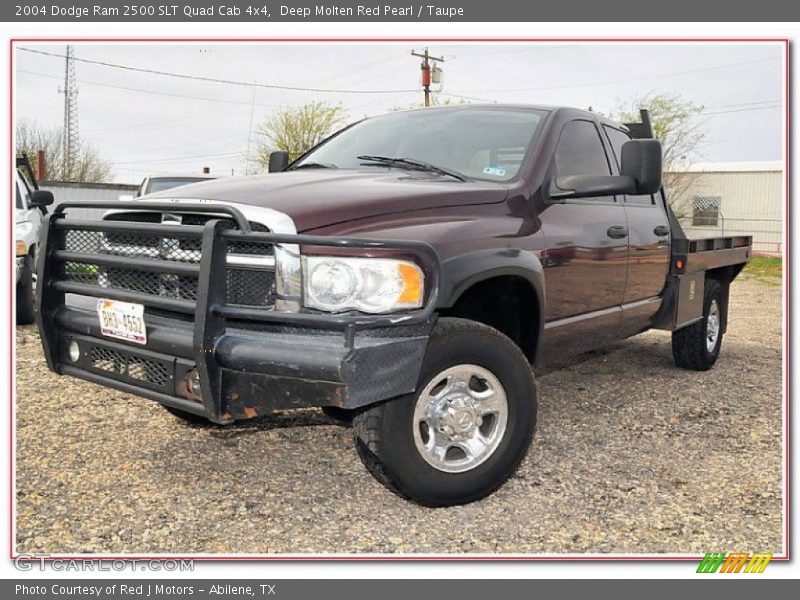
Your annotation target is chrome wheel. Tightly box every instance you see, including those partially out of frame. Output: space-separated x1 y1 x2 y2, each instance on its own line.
706 299 720 352
412 364 508 473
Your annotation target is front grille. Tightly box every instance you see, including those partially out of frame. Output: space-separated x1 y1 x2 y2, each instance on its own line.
60 212 276 310
227 267 276 306
86 344 171 389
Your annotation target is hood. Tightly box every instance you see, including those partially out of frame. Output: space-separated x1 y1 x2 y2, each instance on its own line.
15 208 28 224
147 170 509 232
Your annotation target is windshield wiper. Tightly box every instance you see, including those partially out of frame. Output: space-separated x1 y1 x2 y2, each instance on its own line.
289 162 337 170
356 155 467 181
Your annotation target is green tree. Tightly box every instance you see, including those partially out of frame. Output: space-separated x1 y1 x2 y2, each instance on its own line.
256 102 347 165
15 119 113 183
611 93 706 220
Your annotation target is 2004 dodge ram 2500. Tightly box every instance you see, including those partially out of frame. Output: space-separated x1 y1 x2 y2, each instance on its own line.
35 106 752 506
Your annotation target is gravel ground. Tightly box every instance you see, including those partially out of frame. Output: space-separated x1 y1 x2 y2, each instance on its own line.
15 277 783 555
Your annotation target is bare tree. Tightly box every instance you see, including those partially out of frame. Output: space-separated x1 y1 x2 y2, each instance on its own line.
391 96 470 111
256 102 347 166
611 93 706 221
15 119 113 183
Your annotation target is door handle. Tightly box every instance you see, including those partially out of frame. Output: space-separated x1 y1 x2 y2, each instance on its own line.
606 225 628 239
654 225 670 237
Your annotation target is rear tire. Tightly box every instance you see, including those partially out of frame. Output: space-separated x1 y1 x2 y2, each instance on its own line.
353 318 537 507
16 254 36 325
672 278 723 371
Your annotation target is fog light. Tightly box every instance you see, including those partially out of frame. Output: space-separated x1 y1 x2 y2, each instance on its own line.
179 369 204 403
190 371 202 397
67 340 80 363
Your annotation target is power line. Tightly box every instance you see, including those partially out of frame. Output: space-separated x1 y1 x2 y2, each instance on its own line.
113 151 241 165
703 99 781 109
454 55 779 93
702 104 781 116
17 67 290 117
18 47 417 95
25 68 777 118
438 91 497 103
18 67 272 107
84 107 246 134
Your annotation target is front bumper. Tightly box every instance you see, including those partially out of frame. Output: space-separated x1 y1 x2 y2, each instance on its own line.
35 201 439 424
51 306 432 422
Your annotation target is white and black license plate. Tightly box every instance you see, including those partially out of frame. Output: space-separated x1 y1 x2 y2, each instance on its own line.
96 299 147 345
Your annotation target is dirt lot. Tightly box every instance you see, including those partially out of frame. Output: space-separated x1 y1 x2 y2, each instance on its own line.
15 276 783 555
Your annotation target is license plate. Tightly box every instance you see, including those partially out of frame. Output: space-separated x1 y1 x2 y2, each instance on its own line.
96 299 147 345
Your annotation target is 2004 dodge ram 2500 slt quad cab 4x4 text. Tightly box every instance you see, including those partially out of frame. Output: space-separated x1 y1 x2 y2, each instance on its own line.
35 106 752 506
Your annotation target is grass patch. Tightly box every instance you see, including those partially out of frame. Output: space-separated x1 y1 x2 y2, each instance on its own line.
742 256 782 286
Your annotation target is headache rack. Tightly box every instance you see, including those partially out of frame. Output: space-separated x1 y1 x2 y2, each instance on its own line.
35 201 440 422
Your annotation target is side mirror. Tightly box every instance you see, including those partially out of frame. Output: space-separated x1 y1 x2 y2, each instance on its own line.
268 151 290 173
620 139 662 194
549 138 663 201
29 190 54 208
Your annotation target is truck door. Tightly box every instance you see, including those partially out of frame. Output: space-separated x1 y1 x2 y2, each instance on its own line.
539 118 628 354
603 126 670 330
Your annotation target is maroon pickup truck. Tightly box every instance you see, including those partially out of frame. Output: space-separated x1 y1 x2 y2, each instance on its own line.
34 105 751 506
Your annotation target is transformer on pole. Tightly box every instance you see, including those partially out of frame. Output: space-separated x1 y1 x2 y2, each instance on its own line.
411 47 444 107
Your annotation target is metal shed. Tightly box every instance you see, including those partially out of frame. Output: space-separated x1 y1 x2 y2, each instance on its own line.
670 161 783 256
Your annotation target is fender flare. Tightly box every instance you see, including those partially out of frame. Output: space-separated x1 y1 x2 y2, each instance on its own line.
437 248 546 364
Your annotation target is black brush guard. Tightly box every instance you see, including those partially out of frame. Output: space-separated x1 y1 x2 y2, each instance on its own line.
35 201 440 424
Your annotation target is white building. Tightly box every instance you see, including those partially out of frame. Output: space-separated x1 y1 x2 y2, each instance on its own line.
39 180 138 221
670 161 783 256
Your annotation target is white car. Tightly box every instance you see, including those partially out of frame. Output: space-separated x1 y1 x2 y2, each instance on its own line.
133 174 217 199
15 163 52 324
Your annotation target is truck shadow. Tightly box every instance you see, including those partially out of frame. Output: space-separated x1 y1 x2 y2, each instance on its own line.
201 408 342 436
200 335 679 437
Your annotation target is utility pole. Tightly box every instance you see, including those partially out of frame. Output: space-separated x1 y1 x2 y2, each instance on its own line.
58 44 79 179
411 47 444 107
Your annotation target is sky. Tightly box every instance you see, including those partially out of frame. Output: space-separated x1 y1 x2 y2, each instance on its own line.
13 42 784 184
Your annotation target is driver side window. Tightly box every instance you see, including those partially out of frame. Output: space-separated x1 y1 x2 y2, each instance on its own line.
554 119 613 189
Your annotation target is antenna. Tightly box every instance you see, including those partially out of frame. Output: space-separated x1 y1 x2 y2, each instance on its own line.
58 44 79 179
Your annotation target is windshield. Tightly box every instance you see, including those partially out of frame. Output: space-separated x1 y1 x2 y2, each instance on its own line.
15 171 31 209
145 177 213 194
293 108 546 182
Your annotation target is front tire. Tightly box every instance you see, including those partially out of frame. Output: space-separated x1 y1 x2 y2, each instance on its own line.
16 254 36 325
672 278 723 371
353 318 537 507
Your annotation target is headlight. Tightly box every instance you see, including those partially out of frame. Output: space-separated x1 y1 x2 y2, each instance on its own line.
303 256 424 313
15 221 33 243
16 221 33 237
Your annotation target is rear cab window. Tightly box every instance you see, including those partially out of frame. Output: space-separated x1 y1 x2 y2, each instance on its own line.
15 170 31 209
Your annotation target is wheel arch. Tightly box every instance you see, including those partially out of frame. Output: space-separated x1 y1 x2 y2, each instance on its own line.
437 249 546 366
705 264 744 334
